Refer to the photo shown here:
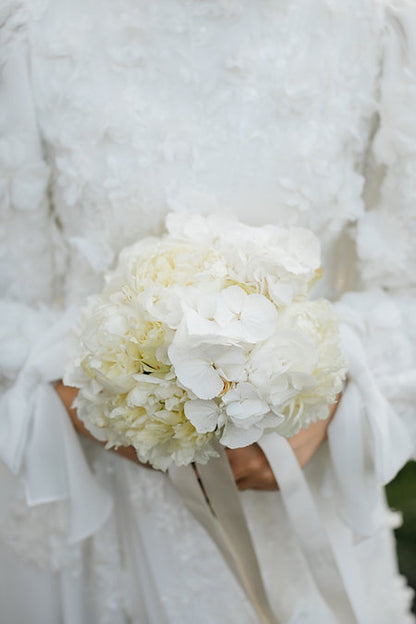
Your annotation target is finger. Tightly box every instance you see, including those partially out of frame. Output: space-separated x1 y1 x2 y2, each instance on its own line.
226 446 279 488
225 448 252 481
228 458 262 482
226 446 268 478
236 476 279 492
236 464 278 491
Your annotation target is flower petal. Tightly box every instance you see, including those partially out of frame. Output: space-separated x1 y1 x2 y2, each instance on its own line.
172 354 224 399
240 294 278 341
225 398 270 421
214 348 247 382
184 399 219 433
220 423 263 448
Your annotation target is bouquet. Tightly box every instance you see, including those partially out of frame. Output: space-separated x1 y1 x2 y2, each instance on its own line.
66 213 346 470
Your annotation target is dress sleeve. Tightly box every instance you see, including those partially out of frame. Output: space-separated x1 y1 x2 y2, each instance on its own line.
328 0 416 538
0 2 112 544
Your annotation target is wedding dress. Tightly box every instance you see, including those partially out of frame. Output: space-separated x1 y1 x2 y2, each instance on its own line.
0 0 415 622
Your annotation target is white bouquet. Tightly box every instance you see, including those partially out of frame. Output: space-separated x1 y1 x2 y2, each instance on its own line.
66 214 346 470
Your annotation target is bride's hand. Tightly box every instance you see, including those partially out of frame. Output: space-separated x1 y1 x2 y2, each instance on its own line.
55 381 150 465
226 395 341 491
56 381 341 487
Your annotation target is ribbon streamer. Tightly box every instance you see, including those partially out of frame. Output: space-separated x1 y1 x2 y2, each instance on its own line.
169 443 279 624
197 442 279 624
0 307 113 543
259 433 359 624
170 434 359 623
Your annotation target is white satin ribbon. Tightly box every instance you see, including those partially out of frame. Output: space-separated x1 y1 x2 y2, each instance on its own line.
198 443 279 624
169 444 279 624
0 307 112 543
0 307 78 474
259 433 359 624
327 323 414 539
338 323 413 485
326 380 377 536
169 461 241 590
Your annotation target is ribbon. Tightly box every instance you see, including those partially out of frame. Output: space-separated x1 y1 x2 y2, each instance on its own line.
258 433 359 624
337 324 413 486
0 307 112 543
169 442 279 624
197 443 279 624
325 322 414 540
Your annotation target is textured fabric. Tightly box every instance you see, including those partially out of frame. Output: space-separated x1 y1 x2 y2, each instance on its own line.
0 0 415 622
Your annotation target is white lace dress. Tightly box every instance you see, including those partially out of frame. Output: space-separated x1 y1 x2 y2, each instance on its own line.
0 0 415 622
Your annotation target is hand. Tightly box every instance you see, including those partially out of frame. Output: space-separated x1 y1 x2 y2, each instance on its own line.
56 380 341 487
55 381 146 465
226 395 341 491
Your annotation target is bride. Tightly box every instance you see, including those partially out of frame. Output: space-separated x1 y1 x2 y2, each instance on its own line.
0 0 415 622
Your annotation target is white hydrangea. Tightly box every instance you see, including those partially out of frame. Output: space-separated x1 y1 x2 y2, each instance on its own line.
67 213 346 469
248 300 347 436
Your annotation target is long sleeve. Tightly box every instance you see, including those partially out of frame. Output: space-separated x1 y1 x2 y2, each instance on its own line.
352 0 416 440
0 2 111 545
328 0 416 538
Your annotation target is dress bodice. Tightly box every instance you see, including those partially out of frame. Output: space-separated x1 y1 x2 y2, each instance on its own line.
8 0 386 304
